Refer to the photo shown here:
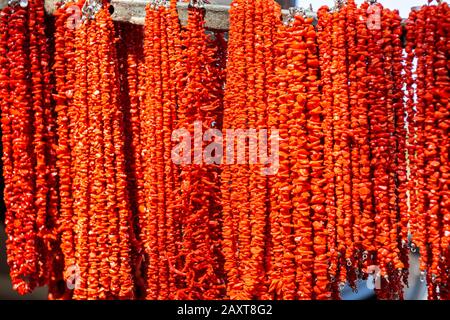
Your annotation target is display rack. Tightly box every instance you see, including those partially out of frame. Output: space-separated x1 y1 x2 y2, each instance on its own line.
2 1 416 31
42 0 314 30
1 0 413 34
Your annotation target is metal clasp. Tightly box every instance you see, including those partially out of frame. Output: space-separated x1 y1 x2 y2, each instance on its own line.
81 0 102 20
284 6 305 25
8 0 28 8
56 0 72 8
189 0 207 9
332 0 347 12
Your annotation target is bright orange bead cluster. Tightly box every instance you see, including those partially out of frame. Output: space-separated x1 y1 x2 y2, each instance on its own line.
0 0 449 301
176 4 226 300
140 1 182 299
139 0 227 299
53 1 135 299
222 0 410 300
406 1 450 300
267 11 328 300
0 0 60 296
222 0 280 300
316 0 409 299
